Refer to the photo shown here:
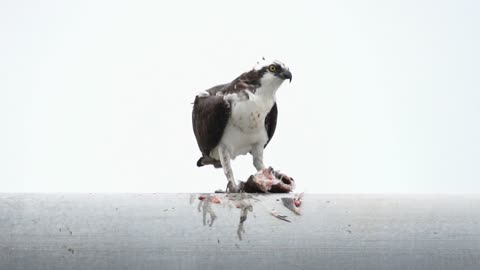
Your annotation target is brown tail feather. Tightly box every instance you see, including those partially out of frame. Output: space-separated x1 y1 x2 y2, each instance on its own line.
196 156 222 168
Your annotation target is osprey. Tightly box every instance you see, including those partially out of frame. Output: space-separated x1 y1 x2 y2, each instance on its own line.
192 60 292 192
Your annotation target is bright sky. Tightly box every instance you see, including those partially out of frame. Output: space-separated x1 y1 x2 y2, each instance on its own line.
1 0 479 193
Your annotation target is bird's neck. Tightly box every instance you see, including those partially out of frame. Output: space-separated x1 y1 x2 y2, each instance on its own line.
256 75 283 101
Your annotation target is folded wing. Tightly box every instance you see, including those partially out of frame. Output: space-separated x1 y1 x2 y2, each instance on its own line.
192 92 231 157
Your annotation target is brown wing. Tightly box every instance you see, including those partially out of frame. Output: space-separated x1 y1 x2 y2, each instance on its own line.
264 102 278 148
192 92 231 157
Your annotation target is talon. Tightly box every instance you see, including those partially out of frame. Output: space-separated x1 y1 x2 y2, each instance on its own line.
227 181 242 193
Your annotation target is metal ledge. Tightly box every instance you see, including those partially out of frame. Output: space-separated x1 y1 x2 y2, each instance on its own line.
1 194 479 270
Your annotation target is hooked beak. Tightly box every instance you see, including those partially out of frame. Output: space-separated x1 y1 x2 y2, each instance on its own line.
280 69 292 82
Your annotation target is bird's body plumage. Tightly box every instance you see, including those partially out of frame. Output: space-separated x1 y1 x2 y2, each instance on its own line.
192 60 291 192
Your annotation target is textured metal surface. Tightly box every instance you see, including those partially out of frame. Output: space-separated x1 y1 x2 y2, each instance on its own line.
1 193 479 270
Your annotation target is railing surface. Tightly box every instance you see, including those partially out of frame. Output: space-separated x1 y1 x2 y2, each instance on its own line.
1 193 479 270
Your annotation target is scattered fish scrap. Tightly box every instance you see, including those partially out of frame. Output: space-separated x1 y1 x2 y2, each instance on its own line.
270 210 291 222
198 195 222 204
281 193 303 215
192 192 304 239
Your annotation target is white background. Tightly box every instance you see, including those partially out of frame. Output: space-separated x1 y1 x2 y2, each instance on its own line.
1 0 479 193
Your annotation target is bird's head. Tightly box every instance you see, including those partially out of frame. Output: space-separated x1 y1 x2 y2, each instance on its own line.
253 59 292 84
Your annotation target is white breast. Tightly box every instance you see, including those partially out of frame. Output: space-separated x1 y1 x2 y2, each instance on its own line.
230 91 273 132
210 91 274 159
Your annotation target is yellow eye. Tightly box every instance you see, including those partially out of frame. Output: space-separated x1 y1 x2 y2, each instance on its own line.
268 65 276 72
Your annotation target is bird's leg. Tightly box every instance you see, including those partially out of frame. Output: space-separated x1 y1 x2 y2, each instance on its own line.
251 144 266 172
218 145 239 193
